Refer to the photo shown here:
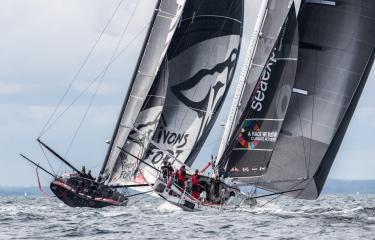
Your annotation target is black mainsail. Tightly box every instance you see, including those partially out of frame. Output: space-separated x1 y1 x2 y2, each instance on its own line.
143 0 245 171
99 0 186 184
251 0 375 199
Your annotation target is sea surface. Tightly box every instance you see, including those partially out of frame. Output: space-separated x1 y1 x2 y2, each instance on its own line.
0 194 374 240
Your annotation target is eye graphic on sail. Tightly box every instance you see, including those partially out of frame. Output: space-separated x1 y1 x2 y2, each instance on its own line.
171 49 239 143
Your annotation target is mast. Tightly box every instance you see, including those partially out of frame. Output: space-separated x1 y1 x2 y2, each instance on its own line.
216 0 269 162
98 0 162 181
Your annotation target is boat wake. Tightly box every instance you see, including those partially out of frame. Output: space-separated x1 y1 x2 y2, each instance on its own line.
157 202 183 213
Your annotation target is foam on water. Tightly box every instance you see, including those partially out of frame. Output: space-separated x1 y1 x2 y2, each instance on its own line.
157 201 183 212
0 194 374 239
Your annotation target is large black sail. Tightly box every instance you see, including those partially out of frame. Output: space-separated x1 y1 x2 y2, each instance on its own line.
254 0 375 199
220 4 299 178
99 0 186 183
143 0 244 169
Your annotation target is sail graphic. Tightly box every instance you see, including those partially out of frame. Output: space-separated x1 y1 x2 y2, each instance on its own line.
99 0 186 183
143 0 244 169
217 0 296 161
248 0 375 199
220 3 299 178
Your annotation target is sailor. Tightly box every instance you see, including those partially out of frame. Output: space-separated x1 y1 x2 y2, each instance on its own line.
161 161 174 182
161 161 169 181
81 166 86 176
177 165 187 190
87 170 94 180
191 169 201 199
200 190 207 203
210 175 221 203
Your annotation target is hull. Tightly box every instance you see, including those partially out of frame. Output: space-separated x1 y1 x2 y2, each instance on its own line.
50 177 128 208
153 178 252 211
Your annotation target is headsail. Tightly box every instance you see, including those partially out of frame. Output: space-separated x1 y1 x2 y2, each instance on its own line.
143 0 244 170
247 0 375 199
217 1 299 177
99 0 186 183
108 59 169 186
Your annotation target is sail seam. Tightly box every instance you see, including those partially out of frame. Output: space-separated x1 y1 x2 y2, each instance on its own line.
129 95 146 100
181 15 242 24
275 57 297 61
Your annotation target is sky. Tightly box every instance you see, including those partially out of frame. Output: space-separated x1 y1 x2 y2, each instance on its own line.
0 0 374 187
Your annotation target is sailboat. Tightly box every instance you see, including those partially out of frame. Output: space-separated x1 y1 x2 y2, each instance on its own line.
23 0 374 210
20 0 186 208
216 0 375 201
152 0 300 210
119 0 375 211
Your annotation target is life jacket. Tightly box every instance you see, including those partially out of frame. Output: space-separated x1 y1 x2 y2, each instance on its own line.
167 166 174 176
178 169 186 182
192 174 199 185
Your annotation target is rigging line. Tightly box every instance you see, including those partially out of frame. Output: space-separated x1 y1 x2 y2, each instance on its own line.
126 190 154 198
38 143 56 176
36 167 50 197
39 0 125 138
295 94 310 177
258 179 307 208
40 22 150 136
64 0 142 158
308 9 321 178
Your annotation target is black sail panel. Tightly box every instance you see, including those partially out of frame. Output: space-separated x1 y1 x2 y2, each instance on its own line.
222 5 299 178
256 0 375 199
217 0 296 160
143 0 244 168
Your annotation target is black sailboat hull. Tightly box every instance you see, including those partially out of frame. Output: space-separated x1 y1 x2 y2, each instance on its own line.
50 178 128 208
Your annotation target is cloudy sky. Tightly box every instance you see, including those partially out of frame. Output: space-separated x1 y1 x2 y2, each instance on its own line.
0 0 374 187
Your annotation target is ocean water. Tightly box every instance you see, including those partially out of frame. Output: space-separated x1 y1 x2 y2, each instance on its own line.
0 194 374 240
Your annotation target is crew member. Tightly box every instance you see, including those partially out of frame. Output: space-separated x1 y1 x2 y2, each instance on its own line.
161 162 174 182
161 161 169 181
87 170 94 180
177 165 187 190
81 166 87 176
210 175 221 203
191 169 201 199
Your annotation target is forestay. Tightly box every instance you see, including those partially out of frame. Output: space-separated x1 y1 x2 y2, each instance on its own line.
143 0 245 171
252 0 375 199
99 0 186 184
